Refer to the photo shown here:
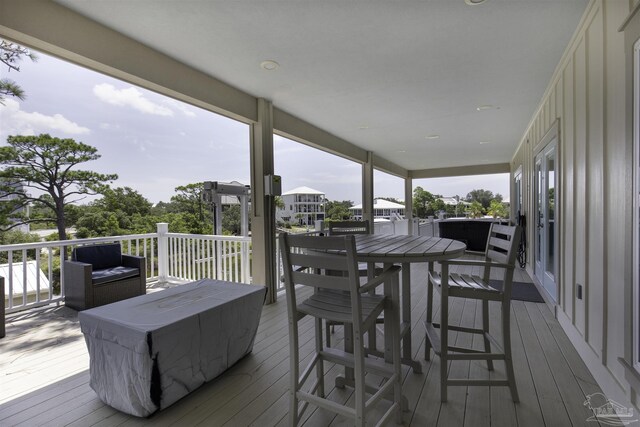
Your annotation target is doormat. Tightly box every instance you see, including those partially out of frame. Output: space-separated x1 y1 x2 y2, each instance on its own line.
488 280 545 303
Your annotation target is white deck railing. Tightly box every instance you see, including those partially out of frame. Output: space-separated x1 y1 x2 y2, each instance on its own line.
165 232 251 284
3 221 435 313
1 223 251 314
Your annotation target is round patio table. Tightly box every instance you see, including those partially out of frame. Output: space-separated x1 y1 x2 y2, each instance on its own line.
352 234 467 373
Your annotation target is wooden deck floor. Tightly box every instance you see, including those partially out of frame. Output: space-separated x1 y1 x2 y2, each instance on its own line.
0 261 604 426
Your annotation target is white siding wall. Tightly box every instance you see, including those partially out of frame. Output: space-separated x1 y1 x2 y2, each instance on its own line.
511 0 632 406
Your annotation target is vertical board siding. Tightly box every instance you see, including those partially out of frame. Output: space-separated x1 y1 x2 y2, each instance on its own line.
511 0 634 403
586 8 605 357
604 0 630 383
563 59 575 322
574 35 588 336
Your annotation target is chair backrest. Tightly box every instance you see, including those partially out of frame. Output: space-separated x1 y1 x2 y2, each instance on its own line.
73 243 122 270
328 220 370 236
483 223 522 295
279 233 364 327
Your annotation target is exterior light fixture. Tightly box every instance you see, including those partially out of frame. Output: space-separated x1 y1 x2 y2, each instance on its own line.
260 60 279 71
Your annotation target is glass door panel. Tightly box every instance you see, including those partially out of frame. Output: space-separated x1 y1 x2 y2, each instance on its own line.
535 141 557 301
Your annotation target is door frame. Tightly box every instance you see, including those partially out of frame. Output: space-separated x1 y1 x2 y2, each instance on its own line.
534 119 560 303
632 38 640 371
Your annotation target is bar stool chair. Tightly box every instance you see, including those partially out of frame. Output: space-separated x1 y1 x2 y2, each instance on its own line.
326 220 384 347
425 223 521 403
280 233 403 426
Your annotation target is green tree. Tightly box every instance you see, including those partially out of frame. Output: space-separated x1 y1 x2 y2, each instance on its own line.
170 182 211 233
0 229 40 263
429 198 446 216
413 186 436 218
274 196 285 210
487 199 508 218
468 200 485 218
466 189 502 210
95 187 152 217
73 187 158 238
222 204 242 235
325 200 353 221
0 40 37 104
0 134 118 240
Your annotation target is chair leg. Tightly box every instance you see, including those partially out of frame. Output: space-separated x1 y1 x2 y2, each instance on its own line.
440 265 449 403
503 303 519 403
325 321 331 348
315 317 325 398
336 324 354 389
353 330 366 427
482 299 494 371
425 268 434 361
289 319 300 426
391 283 404 424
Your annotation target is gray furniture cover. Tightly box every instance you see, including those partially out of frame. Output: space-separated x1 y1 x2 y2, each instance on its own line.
78 279 266 417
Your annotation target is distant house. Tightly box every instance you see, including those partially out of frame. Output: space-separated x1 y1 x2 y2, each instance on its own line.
350 199 405 220
277 186 325 226
439 196 461 206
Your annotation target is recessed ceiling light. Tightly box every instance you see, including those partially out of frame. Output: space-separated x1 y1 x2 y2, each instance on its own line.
465 0 487 5
479 141 491 145
397 150 406 153
477 104 497 111
260 60 279 71
358 126 370 130
425 134 440 140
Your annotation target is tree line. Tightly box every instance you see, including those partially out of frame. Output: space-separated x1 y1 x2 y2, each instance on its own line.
323 188 508 222
0 134 242 242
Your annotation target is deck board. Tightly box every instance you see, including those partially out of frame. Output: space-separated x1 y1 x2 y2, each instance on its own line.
0 259 607 426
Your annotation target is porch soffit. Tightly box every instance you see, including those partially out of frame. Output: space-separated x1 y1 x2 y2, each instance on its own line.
1 0 589 179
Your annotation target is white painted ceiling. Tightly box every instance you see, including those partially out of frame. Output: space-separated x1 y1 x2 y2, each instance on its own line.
54 0 589 172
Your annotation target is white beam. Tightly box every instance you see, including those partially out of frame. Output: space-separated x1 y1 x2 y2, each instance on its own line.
405 177 413 234
362 152 374 227
250 99 277 303
410 163 511 179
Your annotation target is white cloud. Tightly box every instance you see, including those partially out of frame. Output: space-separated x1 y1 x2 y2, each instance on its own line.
93 83 174 116
165 99 197 117
0 99 91 135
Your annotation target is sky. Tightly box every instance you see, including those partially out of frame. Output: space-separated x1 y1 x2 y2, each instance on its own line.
0 47 509 205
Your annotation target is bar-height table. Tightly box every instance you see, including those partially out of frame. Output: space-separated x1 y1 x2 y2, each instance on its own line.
352 234 466 373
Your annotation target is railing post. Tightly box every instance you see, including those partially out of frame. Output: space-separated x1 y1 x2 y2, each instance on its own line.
157 223 169 284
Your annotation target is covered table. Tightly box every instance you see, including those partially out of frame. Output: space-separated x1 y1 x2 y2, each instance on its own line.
78 279 266 417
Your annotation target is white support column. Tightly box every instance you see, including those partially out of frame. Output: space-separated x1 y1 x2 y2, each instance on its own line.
362 151 375 228
405 176 414 235
250 98 277 303
157 222 169 284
